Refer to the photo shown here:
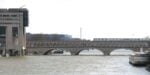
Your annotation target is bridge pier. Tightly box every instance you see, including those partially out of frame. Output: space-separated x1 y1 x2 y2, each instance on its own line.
103 52 110 56
43 49 53 55
98 48 114 56
70 49 79 56
70 52 78 55
67 48 83 56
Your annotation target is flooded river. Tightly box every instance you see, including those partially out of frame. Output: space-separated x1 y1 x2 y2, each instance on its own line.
0 50 149 75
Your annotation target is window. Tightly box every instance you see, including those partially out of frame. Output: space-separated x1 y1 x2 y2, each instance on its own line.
12 27 18 37
0 26 6 36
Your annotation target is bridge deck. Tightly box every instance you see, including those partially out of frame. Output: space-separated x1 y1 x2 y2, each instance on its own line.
26 41 149 48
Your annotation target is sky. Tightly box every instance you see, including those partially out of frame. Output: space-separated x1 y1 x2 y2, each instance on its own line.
0 0 150 40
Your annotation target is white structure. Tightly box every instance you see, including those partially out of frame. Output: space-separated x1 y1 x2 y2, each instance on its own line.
0 8 28 56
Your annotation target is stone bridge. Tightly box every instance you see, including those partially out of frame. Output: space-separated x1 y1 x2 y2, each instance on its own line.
26 39 150 55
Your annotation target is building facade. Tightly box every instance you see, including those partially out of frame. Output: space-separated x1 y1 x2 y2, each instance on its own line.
0 8 28 56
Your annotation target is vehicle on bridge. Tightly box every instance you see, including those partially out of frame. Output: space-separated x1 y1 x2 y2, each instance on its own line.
129 52 150 66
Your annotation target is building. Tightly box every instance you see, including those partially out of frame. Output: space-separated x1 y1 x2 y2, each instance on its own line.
26 33 72 41
0 8 28 56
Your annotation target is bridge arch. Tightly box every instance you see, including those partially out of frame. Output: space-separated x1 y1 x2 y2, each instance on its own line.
77 49 103 55
43 50 51 55
96 48 141 55
110 48 134 55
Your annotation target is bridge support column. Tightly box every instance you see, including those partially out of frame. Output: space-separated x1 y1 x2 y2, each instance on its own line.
99 48 113 56
103 52 110 56
70 52 78 55
68 48 81 56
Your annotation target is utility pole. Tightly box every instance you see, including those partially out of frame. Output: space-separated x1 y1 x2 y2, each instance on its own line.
80 27 82 39
19 0 26 8
20 5 26 8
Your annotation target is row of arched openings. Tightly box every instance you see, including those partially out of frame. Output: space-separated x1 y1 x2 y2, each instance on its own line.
32 48 135 56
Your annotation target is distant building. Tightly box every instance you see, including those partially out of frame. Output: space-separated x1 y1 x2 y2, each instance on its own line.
26 33 73 41
0 8 29 56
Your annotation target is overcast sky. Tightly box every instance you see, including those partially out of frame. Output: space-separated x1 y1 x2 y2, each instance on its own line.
0 0 150 40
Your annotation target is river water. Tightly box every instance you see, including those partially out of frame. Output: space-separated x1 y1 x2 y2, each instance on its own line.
0 50 149 75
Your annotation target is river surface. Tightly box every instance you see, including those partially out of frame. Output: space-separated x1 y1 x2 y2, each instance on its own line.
0 50 149 75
